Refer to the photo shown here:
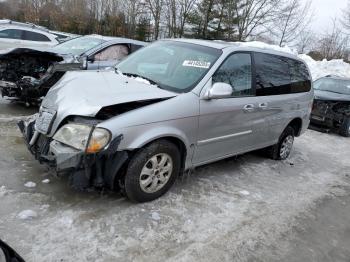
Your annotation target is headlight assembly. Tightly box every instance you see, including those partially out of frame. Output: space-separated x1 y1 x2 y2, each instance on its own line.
53 123 111 153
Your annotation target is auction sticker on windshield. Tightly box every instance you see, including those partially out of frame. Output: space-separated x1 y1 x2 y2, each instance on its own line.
182 60 211 69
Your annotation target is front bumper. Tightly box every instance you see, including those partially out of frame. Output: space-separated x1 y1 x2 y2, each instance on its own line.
18 118 128 190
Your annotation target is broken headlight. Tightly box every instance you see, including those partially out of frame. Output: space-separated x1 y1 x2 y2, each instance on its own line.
53 124 111 153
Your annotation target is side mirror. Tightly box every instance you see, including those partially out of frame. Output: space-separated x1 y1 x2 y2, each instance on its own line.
204 82 233 100
87 55 95 62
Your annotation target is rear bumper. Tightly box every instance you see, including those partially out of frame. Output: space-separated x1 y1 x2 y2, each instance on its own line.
18 118 128 190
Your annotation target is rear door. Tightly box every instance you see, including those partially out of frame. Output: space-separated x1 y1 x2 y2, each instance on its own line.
193 52 269 165
253 53 312 143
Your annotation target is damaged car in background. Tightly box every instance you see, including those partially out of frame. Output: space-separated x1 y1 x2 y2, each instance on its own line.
18 39 313 202
310 76 350 137
0 35 145 105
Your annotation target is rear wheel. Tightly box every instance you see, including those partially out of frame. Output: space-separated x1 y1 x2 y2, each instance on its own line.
339 117 350 137
124 140 181 202
267 126 295 160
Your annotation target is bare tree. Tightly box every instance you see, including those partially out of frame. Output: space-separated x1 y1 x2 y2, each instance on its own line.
145 0 164 39
269 0 313 47
233 0 278 41
341 0 350 32
317 20 349 60
295 29 316 54
178 0 196 37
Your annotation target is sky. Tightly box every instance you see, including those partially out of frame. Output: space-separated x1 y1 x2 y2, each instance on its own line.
307 0 348 33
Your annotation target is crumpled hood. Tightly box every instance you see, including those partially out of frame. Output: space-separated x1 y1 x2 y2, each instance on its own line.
0 47 78 63
42 70 177 135
314 90 350 102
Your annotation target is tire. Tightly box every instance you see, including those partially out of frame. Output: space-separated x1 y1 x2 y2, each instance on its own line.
339 117 350 137
267 126 295 160
124 140 181 202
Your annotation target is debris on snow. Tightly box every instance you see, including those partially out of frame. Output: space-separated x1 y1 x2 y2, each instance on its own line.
40 204 50 211
42 179 50 184
0 185 8 197
59 216 74 228
239 190 250 196
24 181 36 188
17 210 37 220
151 212 161 221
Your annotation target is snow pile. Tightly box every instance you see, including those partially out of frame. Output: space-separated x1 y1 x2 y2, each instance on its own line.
238 41 297 55
298 54 350 80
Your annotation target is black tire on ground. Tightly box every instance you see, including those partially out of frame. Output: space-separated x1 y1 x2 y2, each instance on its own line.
124 140 181 202
266 126 295 160
339 117 350 137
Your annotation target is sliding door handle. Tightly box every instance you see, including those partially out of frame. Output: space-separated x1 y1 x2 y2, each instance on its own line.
243 104 255 112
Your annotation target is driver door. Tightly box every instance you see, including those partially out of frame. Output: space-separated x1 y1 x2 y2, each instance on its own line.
193 52 269 165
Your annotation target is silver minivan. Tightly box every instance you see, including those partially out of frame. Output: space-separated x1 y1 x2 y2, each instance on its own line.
19 39 313 202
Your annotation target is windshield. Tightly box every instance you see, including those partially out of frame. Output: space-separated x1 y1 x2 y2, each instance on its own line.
314 78 350 95
53 36 106 56
116 41 222 93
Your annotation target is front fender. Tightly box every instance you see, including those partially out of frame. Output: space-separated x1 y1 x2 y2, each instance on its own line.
120 124 192 152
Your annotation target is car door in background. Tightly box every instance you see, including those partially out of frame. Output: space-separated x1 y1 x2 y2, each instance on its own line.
193 52 269 165
0 29 22 49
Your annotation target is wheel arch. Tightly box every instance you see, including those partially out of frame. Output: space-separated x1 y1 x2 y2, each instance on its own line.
287 117 303 137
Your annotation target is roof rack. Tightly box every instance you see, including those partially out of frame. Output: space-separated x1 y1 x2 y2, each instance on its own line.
0 19 49 32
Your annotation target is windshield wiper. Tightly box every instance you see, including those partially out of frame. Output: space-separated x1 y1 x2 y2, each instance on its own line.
115 69 158 86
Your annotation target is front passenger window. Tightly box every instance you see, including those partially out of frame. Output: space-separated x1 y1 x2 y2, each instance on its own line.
212 53 253 97
94 45 129 61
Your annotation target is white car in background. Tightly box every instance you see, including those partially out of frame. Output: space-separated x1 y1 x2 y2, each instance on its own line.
0 20 60 50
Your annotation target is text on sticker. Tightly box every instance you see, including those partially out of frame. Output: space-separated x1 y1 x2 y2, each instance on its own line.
183 60 211 69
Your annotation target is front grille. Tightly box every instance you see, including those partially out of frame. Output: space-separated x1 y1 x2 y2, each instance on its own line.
35 134 51 157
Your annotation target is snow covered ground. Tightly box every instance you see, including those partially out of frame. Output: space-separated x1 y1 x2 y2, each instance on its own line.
0 98 349 261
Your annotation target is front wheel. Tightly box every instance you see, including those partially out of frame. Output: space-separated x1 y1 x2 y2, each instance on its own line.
124 140 181 202
267 126 295 160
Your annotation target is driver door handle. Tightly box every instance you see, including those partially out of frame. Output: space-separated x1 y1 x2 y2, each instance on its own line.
243 104 255 112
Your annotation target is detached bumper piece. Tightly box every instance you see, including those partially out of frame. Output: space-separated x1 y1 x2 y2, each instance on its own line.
18 119 128 191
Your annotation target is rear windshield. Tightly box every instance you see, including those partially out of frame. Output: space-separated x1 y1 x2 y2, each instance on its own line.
53 36 106 56
314 78 350 95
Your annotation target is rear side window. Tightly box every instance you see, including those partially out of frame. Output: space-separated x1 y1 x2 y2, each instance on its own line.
22 31 51 42
288 59 311 93
0 29 22 39
254 53 311 96
212 53 253 97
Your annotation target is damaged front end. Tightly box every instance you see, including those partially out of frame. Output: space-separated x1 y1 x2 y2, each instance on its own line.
310 99 350 131
0 48 82 105
18 116 128 191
